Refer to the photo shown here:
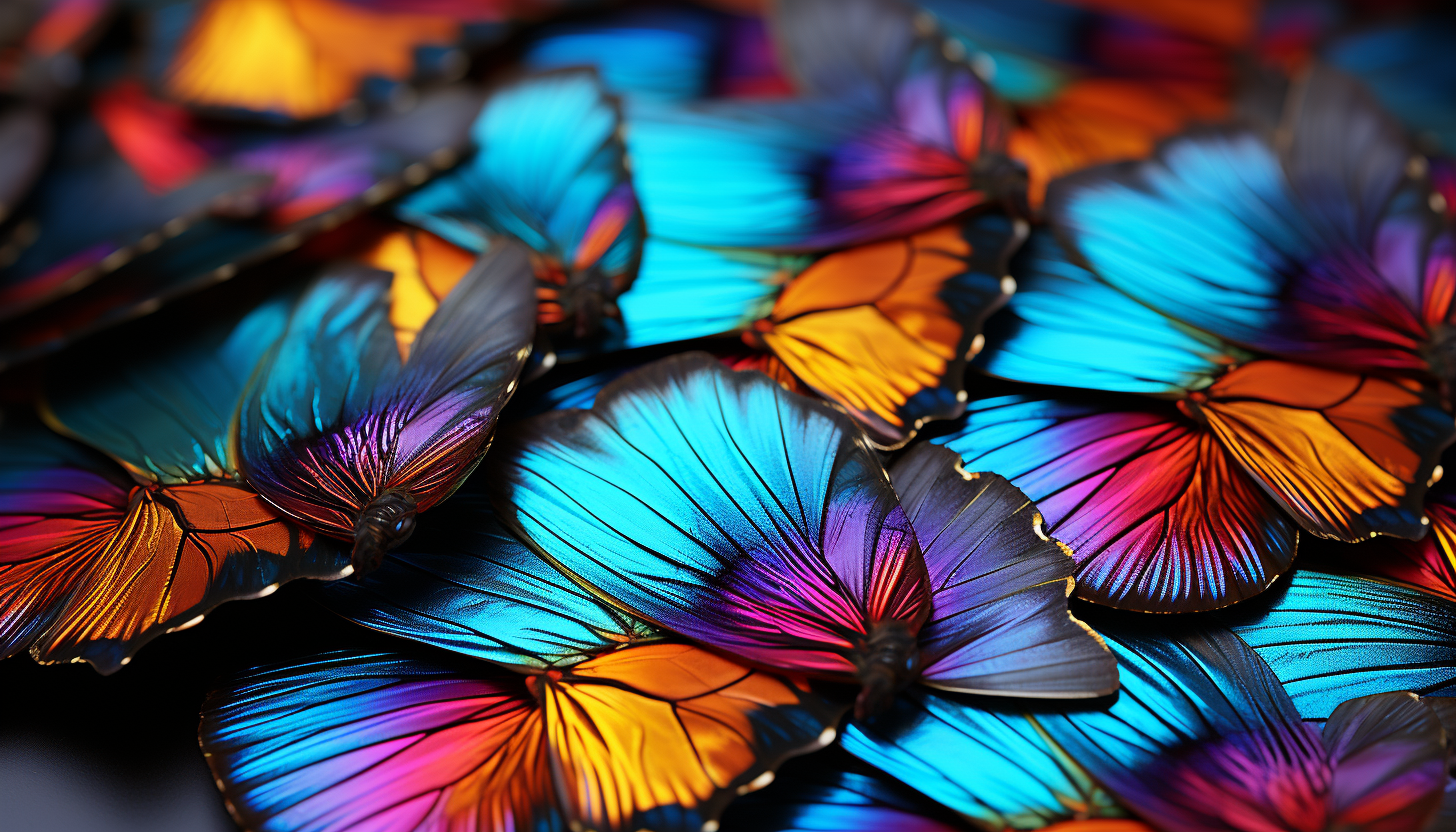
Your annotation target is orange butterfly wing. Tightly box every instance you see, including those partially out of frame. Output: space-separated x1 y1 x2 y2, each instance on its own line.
538 642 845 832
1191 361 1454 543
747 221 1016 446
1 428 345 672
360 224 478 361
163 0 461 119
1010 78 1229 207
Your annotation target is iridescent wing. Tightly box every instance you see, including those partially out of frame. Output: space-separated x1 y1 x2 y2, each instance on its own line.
1038 624 1447 832
1217 572 1456 720
398 71 643 338
720 748 977 832
1307 484 1456 603
888 443 1116 696
201 644 844 832
747 216 1022 446
975 228 1247 395
1037 625 1334 831
492 353 931 710
617 238 804 349
937 393 1297 613
238 234 535 573
1321 693 1448 831
842 686 1125 829
916 0 1250 205
1189 360 1452 543
321 484 656 671
41 287 296 483
626 0 1018 254
0 85 479 369
0 419 343 673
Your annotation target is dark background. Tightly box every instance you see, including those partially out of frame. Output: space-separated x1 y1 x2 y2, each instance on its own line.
0 584 375 832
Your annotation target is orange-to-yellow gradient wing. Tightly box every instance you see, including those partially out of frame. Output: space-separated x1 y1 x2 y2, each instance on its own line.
359 224 478 361
747 216 1021 446
0 423 342 674
1191 360 1454 544
539 642 844 832
161 0 462 119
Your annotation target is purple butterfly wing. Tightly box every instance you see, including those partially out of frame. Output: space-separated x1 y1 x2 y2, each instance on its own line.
1322 693 1447 832
888 443 1116 696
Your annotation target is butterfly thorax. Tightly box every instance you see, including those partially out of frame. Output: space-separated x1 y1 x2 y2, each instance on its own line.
1423 322 1456 404
971 152 1030 217
533 257 621 340
351 489 418 576
853 620 921 719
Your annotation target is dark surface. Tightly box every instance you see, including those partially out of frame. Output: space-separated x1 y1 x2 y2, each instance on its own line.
0 580 379 832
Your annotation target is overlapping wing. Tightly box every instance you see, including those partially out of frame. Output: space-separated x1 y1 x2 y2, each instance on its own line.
492 353 931 687
938 394 1297 612
749 217 1021 445
889 443 1116 696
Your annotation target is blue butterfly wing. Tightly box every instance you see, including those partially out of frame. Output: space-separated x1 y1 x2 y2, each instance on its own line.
842 687 1123 828
975 228 1246 394
320 484 655 671
1036 624 1329 830
1045 130 1314 350
239 242 535 546
524 7 723 103
1216 572 1456 720
491 352 932 687
618 238 805 348
721 748 974 832
399 71 643 332
625 98 865 251
42 288 296 483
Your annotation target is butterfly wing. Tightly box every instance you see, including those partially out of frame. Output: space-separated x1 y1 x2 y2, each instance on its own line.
539 642 845 832
0 87 480 368
41 288 295 483
937 393 1297 613
617 237 804 348
0 420 344 673
974 228 1246 394
398 71 643 336
1192 360 1453 542
201 644 843 832
239 239 535 557
523 6 725 103
1321 693 1448 831
148 0 466 120
321 485 655 671
493 353 931 692
750 216 1022 445
200 650 565 832
721 748 975 832
776 0 1023 242
1037 624 1334 832
0 109 266 322
1217 572 1456 720
888 443 1116 696
842 686 1124 829
1307 486 1456 603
